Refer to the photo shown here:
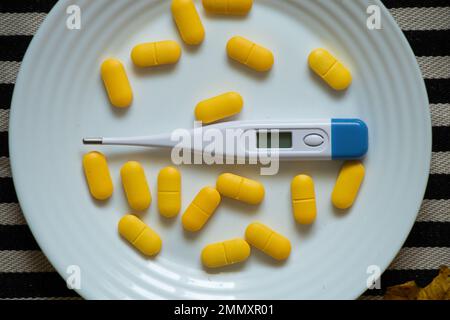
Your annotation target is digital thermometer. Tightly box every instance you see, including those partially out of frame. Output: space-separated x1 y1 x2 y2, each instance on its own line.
83 118 368 160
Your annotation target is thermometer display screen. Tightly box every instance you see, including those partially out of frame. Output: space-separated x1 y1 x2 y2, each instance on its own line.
257 131 293 149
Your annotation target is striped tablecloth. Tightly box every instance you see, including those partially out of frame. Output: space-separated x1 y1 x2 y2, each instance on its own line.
0 0 449 300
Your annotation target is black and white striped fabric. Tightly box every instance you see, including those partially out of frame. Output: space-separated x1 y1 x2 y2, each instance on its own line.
0 0 449 300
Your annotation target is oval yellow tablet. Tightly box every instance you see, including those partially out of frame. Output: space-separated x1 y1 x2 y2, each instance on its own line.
195 92 243 124
202 0 253 15
131 41 182 68
201 238 251 268
332 161 365 209
172 0 205 45
101 58 133 108
245 222 291 261
182 187 221 232
121 161 152 211
308 48 352 91
118 215 161 256
291 175 317 225
83 151 113 201
227 36 274 72
158 166 181 218
216 173 264 205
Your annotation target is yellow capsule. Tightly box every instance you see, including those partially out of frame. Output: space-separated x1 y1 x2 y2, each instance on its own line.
182 187 221 232
291 175 317 225
118 215 161 256
216 173 265 205
245 222 291 261
332 161 365 209
83 151 113 201
131 41 182 68
157 167 181 218
121 161 152 211
227 36 274 72
202 0 253 15
195 92 243 124
172 0 205 45
308 48 352 91
100 58 133 108
201 238 251 268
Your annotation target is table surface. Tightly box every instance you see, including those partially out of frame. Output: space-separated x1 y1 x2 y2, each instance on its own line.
0 0 449 300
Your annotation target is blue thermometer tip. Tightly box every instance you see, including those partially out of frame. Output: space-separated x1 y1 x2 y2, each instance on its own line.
331 118 369 159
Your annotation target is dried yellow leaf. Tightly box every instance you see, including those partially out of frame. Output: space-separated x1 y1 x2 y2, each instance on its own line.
384 281 420 300
385 266 449 300
417 266 450 300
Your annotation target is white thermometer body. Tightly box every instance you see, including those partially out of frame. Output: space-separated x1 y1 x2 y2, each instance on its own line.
83 119 369 160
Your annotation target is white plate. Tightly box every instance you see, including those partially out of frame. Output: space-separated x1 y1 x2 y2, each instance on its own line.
10 0 431 299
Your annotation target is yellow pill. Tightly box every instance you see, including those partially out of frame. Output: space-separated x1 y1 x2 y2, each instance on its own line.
195 92 243 124
332 161 365 209
101 58 133 108
245 222 291 261
216 173 264 205
182 187 221 232
308 48 352 91
202 0 253 15
227 36 274 72
118 215 161 256
172 0 205 45
291 175 317 225
201 238 251 268
83 151 113 201
158 167 181 218
131 41 182 68
121 161 152 211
